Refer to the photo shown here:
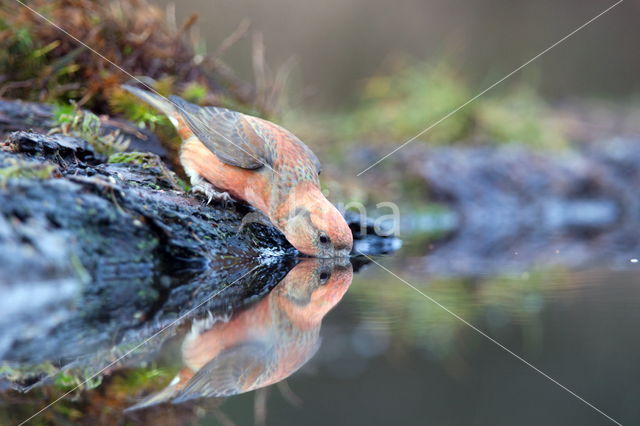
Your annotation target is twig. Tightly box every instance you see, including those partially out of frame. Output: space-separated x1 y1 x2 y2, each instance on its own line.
252 32 267 106
254 387 269 426
277 380 303 407
216 18 251 57
0 79 36 98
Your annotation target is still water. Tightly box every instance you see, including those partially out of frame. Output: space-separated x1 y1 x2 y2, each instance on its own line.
2 231 639 425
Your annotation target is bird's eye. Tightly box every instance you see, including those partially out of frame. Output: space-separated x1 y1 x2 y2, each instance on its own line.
319 234 330 245
319 271 331 282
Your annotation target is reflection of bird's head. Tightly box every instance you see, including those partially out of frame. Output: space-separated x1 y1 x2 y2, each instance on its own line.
279 185 353 258
276 258 353 326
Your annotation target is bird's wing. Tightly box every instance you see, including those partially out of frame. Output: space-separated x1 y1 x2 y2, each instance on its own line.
172 342 273 402
300 138 322 175
247 118 323 175
170 96 271 170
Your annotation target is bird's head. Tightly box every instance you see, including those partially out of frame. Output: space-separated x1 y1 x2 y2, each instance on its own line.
280 188 353 258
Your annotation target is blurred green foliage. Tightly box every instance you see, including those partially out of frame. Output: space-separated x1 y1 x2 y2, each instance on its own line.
286 60 569 151
0 160 56 185
0 0 264 113
339 62 472 144
352 61 567 148
475 87 568 150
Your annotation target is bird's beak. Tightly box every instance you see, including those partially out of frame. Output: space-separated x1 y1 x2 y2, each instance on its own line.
313 248 351 259
314 256 352 271
320 248 351 259
333 256 353 269
336 248 352 258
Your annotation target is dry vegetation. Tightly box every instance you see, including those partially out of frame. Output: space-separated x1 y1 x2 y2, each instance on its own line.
0 0 293 169
0 0 269 111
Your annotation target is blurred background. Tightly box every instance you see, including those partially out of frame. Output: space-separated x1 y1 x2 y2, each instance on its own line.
158 0 639 108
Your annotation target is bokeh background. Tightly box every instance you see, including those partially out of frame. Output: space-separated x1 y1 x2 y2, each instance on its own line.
158 0 639 108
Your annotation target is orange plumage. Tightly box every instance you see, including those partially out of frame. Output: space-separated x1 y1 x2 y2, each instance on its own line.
127 258 353 409
123 85 352 257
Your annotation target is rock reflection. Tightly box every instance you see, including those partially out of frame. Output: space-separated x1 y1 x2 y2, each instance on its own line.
129 258 353 409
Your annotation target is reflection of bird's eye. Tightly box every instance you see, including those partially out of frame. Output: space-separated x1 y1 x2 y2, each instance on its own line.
319 271 331 282
319 234 330 245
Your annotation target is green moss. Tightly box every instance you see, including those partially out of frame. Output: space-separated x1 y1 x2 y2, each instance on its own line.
52 105 130 156
53 103 76 124
109 366 171 394
109 151 186 192
54 369 102 391
286 59 569 153
136 237 158 251
136 287 159 300
176 177 190 192
181 81 208 104
108 151 156 167
108 88 170 130
0 160 56 184
53 371 77 389
0 361 58 382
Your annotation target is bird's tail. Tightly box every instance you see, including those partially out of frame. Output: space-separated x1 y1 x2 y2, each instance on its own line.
121 84 177 125
124 374 182 412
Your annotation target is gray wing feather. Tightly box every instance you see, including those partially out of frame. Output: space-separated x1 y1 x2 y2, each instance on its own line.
170 96 271 170
172 342 272 402
245 119 322 174
301 142 322 175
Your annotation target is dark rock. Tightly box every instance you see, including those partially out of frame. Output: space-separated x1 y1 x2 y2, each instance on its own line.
344 210 402 256
0 99 55 134
395 141 640 275
11 131 106 164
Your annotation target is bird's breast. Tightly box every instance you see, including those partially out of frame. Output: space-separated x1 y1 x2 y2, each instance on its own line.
180 138 273 213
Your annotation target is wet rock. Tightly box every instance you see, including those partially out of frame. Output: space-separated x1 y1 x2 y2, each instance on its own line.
11 131 106 164
396 141 640 275
344 210 402 256
0 99 55 134
0 214 79 360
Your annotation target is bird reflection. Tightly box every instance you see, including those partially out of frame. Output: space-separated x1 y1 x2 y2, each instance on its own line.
129 258 353 409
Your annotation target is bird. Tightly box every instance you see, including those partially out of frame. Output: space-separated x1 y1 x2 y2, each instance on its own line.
122 84 353 258
127 258 353 410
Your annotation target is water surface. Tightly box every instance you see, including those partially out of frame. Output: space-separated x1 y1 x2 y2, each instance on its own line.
2 231 639 426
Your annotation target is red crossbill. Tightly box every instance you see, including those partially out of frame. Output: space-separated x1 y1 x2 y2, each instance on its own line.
127 258 353 409
122 85 353 257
